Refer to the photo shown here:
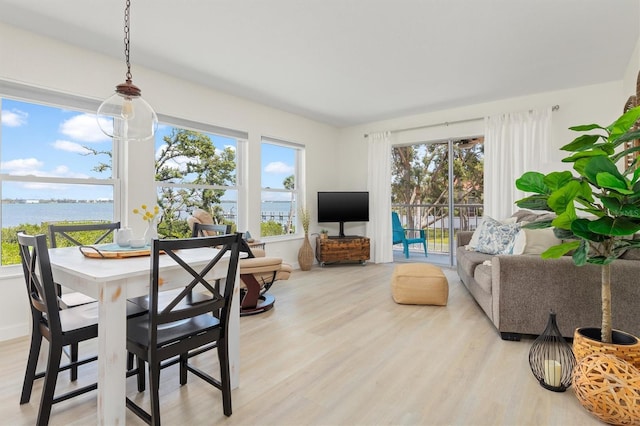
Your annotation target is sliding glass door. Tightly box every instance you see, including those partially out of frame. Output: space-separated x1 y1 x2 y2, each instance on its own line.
391 137 484 265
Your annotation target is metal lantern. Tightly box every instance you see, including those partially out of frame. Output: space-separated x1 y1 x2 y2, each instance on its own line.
529 311 576 392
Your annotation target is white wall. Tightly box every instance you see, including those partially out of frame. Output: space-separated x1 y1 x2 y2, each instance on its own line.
338 81 628 220
0 22 340 341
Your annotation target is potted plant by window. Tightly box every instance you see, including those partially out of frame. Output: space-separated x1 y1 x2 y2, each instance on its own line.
515 105 640 366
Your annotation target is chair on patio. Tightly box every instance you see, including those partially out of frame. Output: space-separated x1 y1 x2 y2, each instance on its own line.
392 211 428 258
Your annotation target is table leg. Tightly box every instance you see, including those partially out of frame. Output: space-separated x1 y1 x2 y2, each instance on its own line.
97 281 127 425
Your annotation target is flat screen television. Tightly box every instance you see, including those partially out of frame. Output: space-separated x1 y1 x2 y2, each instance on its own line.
317 191 369 238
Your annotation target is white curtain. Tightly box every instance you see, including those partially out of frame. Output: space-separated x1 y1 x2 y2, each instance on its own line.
484 107 552 220
366 131 393 263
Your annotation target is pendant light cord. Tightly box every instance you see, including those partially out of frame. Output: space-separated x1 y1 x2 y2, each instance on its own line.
123 0 132 82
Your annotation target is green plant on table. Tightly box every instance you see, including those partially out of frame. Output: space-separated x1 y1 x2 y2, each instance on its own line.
515 105 640 344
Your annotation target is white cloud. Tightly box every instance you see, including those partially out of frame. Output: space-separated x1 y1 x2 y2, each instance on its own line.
264 161 294 174
1 109 28 127
0 157 88 179
1 158 43 174
155 144 189 172
52 140 92 154
60 113 110 143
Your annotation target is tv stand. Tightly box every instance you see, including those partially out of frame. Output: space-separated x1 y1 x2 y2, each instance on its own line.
315 235 370 266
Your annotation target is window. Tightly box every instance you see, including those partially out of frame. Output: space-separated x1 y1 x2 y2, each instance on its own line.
0 83 116 265
260 137 304 237
154 115 245 238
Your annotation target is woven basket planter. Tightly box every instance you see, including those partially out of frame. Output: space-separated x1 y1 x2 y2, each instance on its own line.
572 353 640 425
573 328 640 370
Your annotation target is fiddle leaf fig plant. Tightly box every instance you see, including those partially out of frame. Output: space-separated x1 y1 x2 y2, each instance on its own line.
515 105 640 344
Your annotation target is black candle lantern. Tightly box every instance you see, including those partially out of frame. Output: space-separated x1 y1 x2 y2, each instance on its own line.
529 311 576 392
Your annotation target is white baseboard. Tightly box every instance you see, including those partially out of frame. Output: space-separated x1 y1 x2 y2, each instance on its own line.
0 322 29 342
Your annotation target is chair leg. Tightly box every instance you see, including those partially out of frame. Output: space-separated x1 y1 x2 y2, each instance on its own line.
20 328 42 404
149 361 161 426
37 341 63 426
217 339 232 416
423 242 428 257
70 343 79 381
136 356 146 393
179 353 188 386
403 243 410 258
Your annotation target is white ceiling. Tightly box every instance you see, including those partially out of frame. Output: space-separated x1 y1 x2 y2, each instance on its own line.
1 0 638 127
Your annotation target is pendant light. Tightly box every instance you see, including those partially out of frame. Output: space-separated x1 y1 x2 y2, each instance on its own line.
97 0 157 141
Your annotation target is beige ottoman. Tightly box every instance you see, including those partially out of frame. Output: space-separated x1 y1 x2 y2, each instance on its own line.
391 263 448 305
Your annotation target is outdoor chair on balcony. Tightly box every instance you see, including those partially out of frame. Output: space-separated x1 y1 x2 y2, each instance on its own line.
392 211 428 259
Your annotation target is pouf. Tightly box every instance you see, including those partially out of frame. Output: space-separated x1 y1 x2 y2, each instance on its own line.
391 263 448 305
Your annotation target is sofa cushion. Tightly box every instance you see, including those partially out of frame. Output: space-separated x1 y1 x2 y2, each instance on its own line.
473 264 492 294
475 219 522 255
457 248 493 279
468 216 517 250
512 227 562 255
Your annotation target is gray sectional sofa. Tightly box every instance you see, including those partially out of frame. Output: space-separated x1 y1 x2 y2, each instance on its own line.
456 231 640 340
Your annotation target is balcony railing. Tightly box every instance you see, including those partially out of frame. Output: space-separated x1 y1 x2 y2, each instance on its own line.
392 203 483 254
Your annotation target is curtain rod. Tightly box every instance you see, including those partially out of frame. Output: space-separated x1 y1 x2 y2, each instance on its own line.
363 104 560 138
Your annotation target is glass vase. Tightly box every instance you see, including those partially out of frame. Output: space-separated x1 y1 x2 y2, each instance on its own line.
143 217 158 246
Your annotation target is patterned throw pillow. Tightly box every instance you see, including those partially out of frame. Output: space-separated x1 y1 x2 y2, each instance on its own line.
475 218 522 255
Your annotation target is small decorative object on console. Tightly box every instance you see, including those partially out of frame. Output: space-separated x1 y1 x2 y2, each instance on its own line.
528 311 575 392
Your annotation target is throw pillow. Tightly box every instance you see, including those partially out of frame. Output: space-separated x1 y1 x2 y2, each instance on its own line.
467 216 516 251
474 219 522 255
512 228 562 255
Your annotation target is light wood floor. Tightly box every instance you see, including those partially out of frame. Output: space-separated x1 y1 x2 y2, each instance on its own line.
0 263 599 426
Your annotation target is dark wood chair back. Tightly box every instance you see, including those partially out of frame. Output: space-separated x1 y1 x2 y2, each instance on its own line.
49 221 121 248
191 222 231 238
18 232 63 335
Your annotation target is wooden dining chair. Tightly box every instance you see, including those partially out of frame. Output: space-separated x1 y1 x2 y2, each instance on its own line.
191 222 231 237
17 232 101 426
48 221 121 308
126 233 242 425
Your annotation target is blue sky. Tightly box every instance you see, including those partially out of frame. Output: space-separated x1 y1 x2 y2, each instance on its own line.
1 98 292 200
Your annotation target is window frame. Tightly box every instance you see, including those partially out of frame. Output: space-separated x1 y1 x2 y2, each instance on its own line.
260 136 305 238
153 114 247 234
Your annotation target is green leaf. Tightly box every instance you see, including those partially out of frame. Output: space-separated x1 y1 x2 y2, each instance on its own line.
515 171 548 194
547 180 582 213
562 149 609 163
619 202 640 218
584 156 623 186
608 105 640 142
600 196 622 214
553 228 577 240
587 216 640 236
572 240 588 265
571 218 607 242
611 128 640 147
541 171 573 192
541 241 580 258
596 172 633 194
612 144 640 164
560 134 602 152
514 195 550 211
573 158 590 177
551 205 577 230
569 123 606 132
521 219 553 229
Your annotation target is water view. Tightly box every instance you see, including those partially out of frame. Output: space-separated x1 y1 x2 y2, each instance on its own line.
1 200 295 227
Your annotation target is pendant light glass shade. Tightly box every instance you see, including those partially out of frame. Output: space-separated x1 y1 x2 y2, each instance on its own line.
97 80 158 141
97 0 157 141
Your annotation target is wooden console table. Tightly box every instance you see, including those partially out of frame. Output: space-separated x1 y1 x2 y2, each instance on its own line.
315 236 370 266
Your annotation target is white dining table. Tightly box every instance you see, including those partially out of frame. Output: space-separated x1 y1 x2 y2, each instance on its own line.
48 245 240 425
